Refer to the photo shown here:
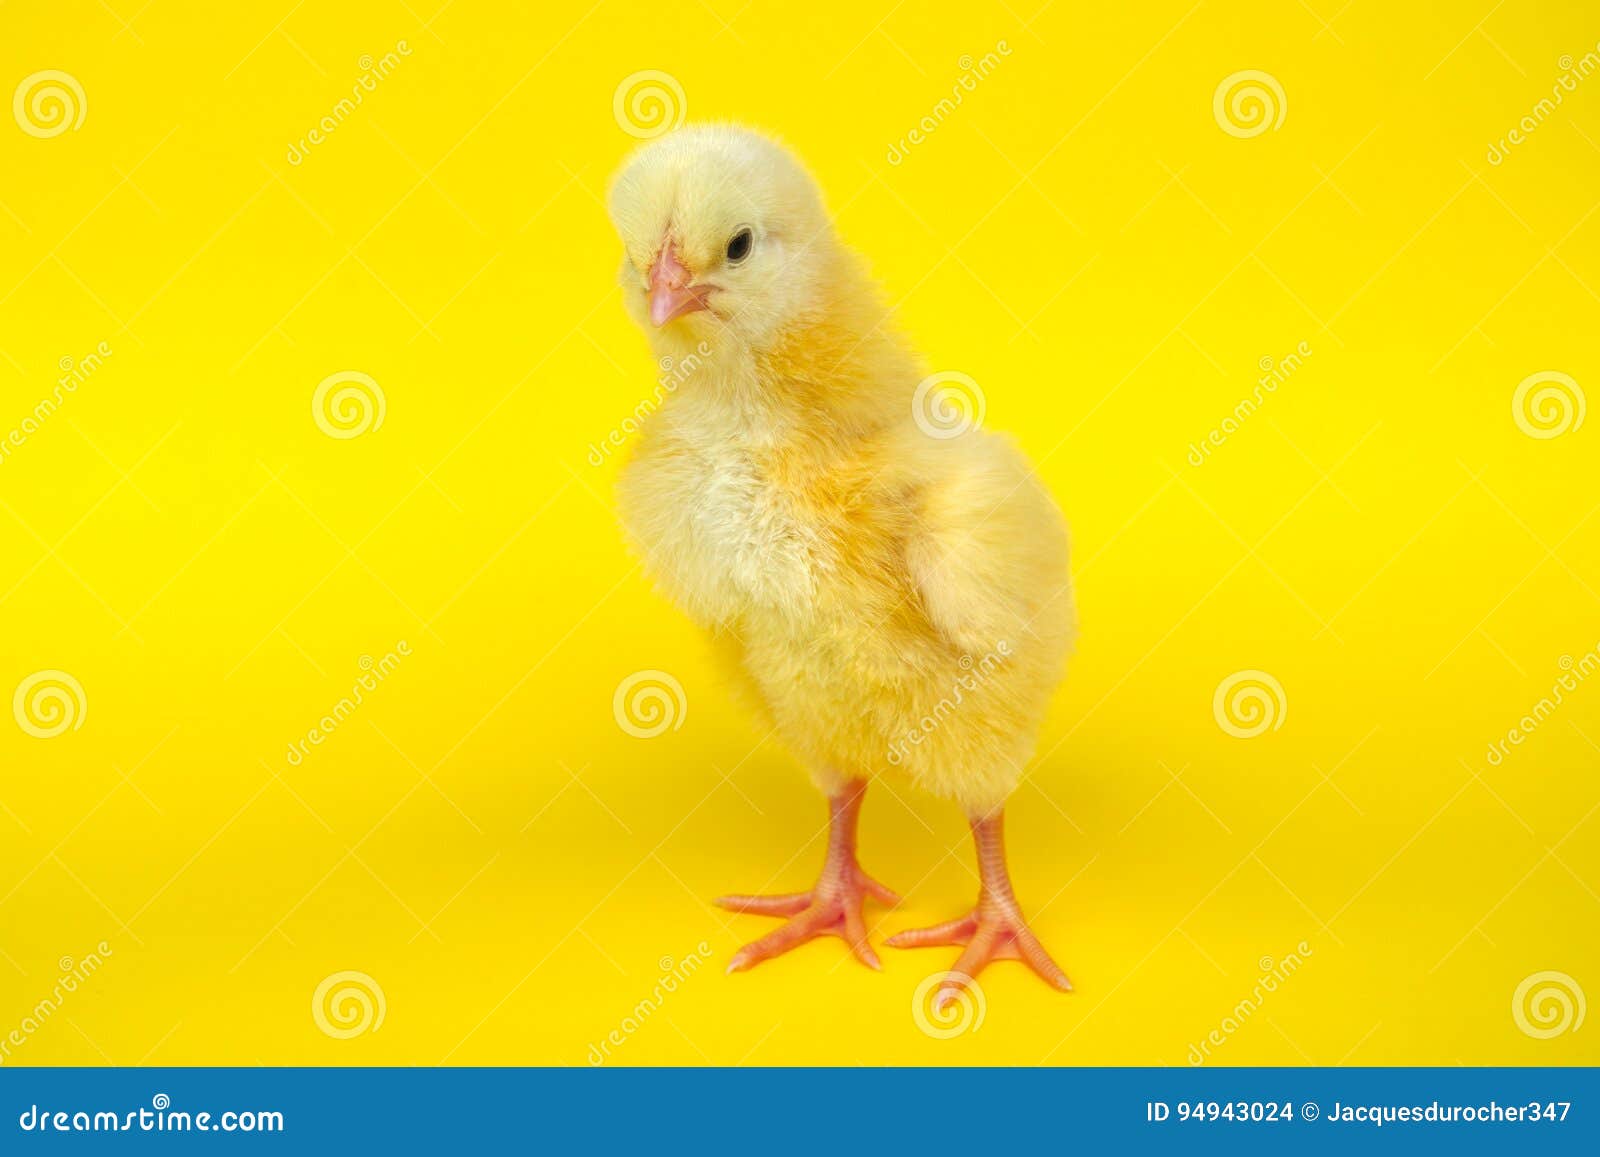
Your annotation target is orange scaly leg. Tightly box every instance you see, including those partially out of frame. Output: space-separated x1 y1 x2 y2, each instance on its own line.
887 808 1071 1007
716 781 900 973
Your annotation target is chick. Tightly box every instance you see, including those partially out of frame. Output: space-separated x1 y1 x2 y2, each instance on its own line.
607 125 1075 1002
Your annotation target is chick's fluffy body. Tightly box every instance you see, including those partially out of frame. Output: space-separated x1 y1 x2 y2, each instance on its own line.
609 126 1073 815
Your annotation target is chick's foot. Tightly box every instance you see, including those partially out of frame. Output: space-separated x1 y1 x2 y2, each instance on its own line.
886 808 1072 1004
716 781 899 973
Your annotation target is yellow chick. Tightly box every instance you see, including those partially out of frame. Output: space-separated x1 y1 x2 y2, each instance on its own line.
607 124 1075 1003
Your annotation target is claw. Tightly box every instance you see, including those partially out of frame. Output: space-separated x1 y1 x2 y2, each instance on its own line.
888 808 1074 996
892 906 1072 993
842 902 882 970
720 867 898 973
861 878 903 907
718 781 897 975
726 907 830 973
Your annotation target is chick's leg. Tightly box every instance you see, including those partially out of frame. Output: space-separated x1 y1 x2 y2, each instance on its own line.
887 808 1071 1005
717 780 900 973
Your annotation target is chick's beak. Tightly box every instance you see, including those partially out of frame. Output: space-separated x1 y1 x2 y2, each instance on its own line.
648 243 710 327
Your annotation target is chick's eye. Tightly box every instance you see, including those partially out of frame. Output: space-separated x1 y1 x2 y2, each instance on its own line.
725 227 754 264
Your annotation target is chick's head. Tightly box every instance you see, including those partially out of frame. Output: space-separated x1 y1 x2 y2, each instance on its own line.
608 124 833 354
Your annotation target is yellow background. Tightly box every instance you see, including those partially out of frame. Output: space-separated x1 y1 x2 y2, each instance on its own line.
2 0 1597 1066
